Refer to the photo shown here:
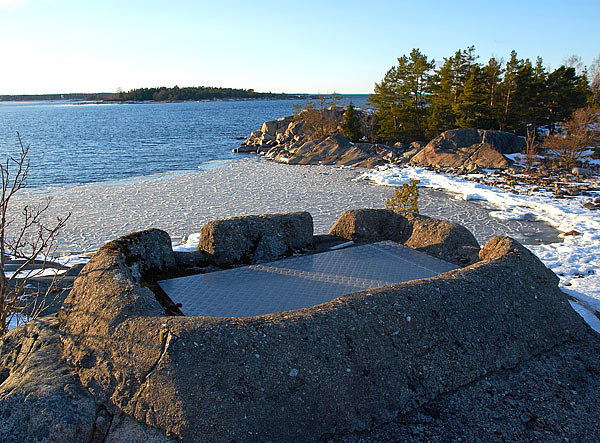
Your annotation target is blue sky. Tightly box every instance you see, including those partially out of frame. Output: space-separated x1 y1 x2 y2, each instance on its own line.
0 0 598 95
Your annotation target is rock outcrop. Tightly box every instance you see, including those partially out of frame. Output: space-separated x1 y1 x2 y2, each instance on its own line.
239 115 528 171
329 208 480 266
55 228 587 441
0 318 98 443
410 128 526 170
236 111 404 168
268 135 403 168
197 211 314 265
0 211 594 442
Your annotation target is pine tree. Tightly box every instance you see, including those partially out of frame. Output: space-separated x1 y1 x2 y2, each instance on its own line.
454 66 488 128
500 50 522 131
403 48 435 140
509 59 544 134
589 55 600 107
545 66 588 133
368 65 404 141
341 102 362 142
371 46 595 141
531 57 549 128
426 57 457 138
369 48 434 142
450 46 479 104
482 57 504 127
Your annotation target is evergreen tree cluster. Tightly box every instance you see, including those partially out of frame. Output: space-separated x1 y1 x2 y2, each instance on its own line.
369 47 592 143
108 86 279 102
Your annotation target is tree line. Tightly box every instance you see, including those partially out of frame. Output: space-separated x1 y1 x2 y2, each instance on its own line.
369 47 599 143
107 86 281 102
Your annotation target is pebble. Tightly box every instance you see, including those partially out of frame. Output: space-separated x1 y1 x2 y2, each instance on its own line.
520 412 534 423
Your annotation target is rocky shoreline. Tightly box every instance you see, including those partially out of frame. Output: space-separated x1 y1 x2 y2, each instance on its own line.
236 112 600 202
1 114 599 441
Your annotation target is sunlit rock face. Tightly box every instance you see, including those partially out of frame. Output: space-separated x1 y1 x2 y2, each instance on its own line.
410 128 526 170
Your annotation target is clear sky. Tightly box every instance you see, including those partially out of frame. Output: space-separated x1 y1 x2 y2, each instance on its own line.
0 0 598 95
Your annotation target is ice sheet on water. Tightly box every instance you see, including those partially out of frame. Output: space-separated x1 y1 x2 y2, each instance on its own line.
57 255 90 267
4 268 67 279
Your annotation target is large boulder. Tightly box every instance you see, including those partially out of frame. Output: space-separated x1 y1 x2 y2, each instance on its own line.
402 212 481 265
260 116 292 137
55 227 589 442
260 120 278 136
410 129 526 170
329 208 480 265
328 208 411 243
100 228 176 277
197 211 314 265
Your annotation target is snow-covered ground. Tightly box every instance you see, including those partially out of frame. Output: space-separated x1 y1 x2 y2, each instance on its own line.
360 164 600 332
4 254 92 280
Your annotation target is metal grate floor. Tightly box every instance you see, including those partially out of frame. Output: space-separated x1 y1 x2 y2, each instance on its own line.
158 241 458 318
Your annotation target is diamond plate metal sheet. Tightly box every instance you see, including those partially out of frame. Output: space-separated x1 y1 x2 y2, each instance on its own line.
158 241 458 318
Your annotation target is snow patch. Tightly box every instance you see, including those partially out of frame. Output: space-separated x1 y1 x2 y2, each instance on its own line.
173 233 202 252
569 300 600 334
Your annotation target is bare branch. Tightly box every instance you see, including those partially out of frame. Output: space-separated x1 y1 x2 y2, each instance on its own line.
543 107 600 169
0 134 70 336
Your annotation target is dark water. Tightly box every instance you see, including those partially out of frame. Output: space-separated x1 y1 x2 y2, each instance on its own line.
0 95 369 189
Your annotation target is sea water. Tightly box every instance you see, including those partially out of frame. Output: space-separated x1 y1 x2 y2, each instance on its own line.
0 96 369 189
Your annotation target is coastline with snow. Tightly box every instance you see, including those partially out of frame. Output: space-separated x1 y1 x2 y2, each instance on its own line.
360 163 600 330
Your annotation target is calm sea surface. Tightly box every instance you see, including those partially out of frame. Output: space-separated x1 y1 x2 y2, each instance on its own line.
0 95 369 189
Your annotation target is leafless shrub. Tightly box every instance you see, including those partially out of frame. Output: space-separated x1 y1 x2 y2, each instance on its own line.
293 95 343 140
0 134 70 336
524 125 539 172
543 107 600 169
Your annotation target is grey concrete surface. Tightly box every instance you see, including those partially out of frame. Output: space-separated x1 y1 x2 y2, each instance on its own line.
158 241 458 317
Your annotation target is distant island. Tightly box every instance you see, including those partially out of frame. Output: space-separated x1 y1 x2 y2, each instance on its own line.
0 86 302 103
0 92 111 102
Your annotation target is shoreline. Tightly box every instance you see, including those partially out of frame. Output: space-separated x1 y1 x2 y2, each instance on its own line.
8 155 600 329
12 156 559 254
12 157 394 253
363 164 600 317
